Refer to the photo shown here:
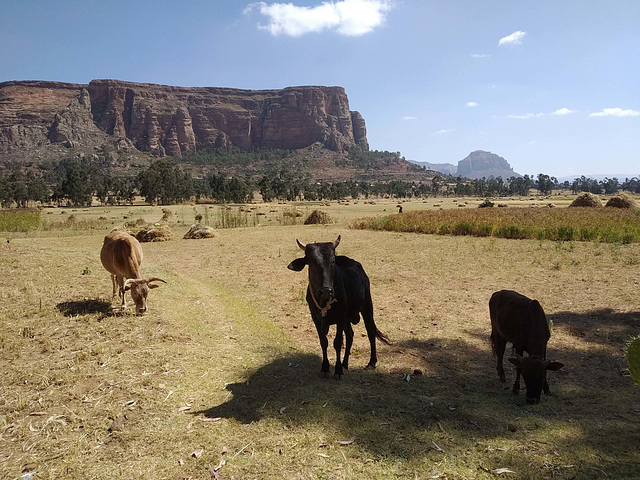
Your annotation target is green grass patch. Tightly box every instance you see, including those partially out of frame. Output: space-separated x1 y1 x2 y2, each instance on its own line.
0 209 41 232
352 207 640 243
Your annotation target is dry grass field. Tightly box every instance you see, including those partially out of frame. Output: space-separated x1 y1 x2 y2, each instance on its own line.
1 199 639 479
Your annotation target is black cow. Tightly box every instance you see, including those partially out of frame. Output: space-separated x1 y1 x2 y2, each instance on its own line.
287 235 391 379
489 290 564 404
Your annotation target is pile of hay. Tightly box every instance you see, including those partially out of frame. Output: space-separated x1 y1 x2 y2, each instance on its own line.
605 192 636 209
135 225 173 242
569 192 602 207
183 224 217 239
304 210 332 225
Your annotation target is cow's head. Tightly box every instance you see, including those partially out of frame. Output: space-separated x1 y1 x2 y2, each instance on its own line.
287 236 341 311
123 277 166 314
508 355 564 404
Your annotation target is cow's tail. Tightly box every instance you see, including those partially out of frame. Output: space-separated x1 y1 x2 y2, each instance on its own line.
376 328 392 345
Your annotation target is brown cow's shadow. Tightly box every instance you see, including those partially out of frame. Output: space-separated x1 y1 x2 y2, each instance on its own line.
56 298 112 318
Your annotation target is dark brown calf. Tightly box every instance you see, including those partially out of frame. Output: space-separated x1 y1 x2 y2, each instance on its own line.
489 290 564 404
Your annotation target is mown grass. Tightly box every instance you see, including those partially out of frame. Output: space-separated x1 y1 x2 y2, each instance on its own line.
1 204 639 479
352 206 640 243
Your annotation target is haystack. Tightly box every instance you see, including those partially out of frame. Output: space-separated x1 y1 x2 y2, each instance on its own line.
183 224 217 239
569 192 602 207
135 225 173 242
304 210 332 225
605 192 636 209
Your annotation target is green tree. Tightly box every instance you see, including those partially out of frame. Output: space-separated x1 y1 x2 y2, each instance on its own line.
62 161 92 206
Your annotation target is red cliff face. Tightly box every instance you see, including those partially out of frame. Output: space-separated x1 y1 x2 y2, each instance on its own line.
0 79 368 159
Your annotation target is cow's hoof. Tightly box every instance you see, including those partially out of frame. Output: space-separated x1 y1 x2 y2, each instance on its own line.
512 389 520 396
319 371 330 379
499 376 506 383
364 363 376 370
333 373 343 381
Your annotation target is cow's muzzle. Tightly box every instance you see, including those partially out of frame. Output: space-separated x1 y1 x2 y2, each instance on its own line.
318 287 334 306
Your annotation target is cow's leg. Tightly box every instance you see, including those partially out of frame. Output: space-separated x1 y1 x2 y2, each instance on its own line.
543 378 551 395
341 321 354 371
362 291 378 369
492 331 508 382
333 322 345 380
313 318 330 378
110 274 118 299
118 276 127 310
512 348 523 395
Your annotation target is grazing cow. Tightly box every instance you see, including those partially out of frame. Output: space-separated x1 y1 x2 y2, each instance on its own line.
489 290 564 404
287 235 391 379
100 230 166 314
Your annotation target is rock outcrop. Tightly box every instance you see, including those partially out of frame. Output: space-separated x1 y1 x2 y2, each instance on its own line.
456 150 520 179
0 79 368 162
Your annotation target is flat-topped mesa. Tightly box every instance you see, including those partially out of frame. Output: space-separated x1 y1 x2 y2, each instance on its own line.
0 79 368 158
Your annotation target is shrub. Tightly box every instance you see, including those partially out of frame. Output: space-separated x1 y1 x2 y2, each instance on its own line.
627 336 640 387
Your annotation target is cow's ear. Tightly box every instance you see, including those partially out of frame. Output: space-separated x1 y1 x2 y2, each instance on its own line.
149 283 161 289
335 255 357 268
546 361 564 371
508 356 522 367
287 258 307 271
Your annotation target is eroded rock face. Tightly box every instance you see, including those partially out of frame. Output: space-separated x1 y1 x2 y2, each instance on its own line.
0 79 368 160
457 150 519 179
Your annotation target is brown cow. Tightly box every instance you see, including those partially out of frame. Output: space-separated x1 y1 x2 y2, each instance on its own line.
100 229 166 314
489 290 564 404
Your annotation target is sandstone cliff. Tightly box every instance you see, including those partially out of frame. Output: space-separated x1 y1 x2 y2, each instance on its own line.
0 79 368 162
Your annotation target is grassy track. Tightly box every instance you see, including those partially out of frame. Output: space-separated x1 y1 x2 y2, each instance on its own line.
1 202 639 479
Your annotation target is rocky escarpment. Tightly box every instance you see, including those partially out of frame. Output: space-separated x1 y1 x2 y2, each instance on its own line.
0 79 368 162
456 150 520 179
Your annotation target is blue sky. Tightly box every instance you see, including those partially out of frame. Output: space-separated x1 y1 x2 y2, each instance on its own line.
1 0 639 178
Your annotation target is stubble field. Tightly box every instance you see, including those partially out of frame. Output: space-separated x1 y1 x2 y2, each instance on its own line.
1 199 639 479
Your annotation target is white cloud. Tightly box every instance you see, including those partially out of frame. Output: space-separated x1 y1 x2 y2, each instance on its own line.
245 0 394 37
402 116 418 121
466 101 478 107
433 129 454 135
507 112 544 119
552 108 576 116
589 107 640 117
471 53 490 58
498 31 526 46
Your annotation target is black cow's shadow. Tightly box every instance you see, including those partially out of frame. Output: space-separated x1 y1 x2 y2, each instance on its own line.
56 298 113 318
193 309 639 473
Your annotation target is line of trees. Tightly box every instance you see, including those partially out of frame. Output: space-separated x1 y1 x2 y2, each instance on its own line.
1 156 639 208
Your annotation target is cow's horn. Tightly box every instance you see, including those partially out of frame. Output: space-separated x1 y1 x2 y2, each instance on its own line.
296 239 306 251
123 278 136 288
333 235 341 249
147 277 167 284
